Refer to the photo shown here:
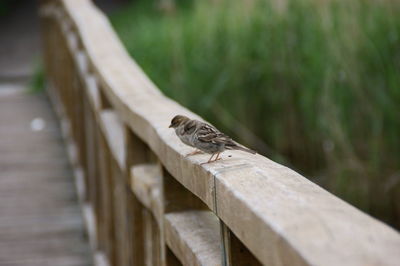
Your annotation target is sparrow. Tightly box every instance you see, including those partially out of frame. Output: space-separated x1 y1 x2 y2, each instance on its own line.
168 115 203 156
169 115 256 164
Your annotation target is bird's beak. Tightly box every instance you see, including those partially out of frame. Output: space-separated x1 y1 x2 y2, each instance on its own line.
168 124 173 128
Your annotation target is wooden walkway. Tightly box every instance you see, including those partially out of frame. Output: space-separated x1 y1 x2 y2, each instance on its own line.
0 85 92 266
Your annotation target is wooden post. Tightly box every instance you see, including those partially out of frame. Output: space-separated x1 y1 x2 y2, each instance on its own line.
125 127 150 265
220 221 261 266
162 168 207 213
98 130 116 264
111 158 129 266
166 247 182 266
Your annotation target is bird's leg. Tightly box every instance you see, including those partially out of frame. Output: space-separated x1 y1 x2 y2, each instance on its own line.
201 153 216 165
185 149 203 157
201 153 224 165
208 153 216 163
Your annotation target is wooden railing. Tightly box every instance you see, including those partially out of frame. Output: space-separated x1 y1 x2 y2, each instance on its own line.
39 0 400 265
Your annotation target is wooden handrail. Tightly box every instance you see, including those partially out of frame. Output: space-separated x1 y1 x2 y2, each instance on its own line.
39 0 400 265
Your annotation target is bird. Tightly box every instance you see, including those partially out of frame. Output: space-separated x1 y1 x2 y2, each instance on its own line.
168 115 204 156
168 115 200 154
169 115 256 164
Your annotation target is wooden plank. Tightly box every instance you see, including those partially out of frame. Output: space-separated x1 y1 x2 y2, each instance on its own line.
96 129 116 265
164 211 221 266
163 168 208 214
213 161 400 265
45 1 400 265
0 89 92 265
166 247 182 266
125 127 154 176
85 74 100 110
143 209 163 266
83 90 96 203
60 0 216 210
125 128 155 265
130 192 146 265
75 50 89 76
98 109 126 170
130 164 163 223
1 255 91 266
220 222 261 266
111 158 130 266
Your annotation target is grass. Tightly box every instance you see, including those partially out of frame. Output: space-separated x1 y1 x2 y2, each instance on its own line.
110 0 400 228
29 61 45 94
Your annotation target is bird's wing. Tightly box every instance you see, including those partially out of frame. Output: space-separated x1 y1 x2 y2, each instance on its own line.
183 120 197 135
192 120 257 154
197 122 232 144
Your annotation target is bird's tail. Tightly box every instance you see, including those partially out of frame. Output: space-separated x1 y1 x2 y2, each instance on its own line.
227 144 257 154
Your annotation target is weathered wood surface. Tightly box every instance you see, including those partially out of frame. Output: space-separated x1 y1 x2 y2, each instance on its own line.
40 0 400 265
130 164 162 221
0 87 92 266
164 211 221 266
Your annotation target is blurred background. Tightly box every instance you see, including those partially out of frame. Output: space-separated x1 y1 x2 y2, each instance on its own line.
110 0 400 229
2 0 399 230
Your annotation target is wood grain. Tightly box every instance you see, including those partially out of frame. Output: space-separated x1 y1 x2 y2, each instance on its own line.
40 0 400 265
0 88 92 265
164 211 221 266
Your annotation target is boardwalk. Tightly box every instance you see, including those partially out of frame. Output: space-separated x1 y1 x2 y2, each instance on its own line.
0 85 92 266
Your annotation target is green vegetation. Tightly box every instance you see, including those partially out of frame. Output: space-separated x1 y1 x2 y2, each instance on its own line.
29 62 45 93
110 0 399 228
